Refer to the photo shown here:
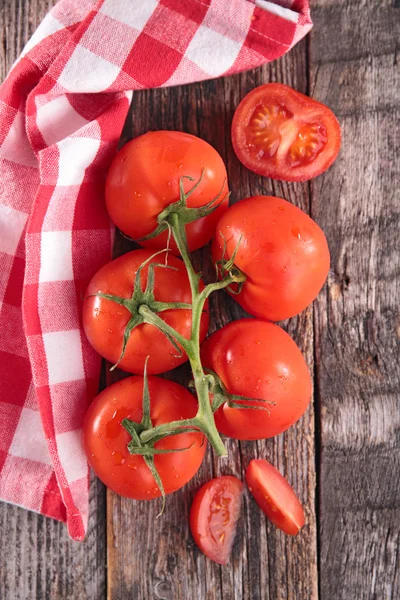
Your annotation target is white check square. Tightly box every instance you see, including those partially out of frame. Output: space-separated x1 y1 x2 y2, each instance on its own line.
0 110 37 167
185 25 242 77
39 230 73 283
36 95 89 147
57 429 88 483
9 408 52 465
43 329 85 385
0 204 28 256
58 45 120 92
101 0 158 30
57 135 100 186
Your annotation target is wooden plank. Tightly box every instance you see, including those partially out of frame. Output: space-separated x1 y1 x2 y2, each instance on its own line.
0 2 107 599
107 40 318 599
0 474 106 600
0 0 55 74
310 1 400 598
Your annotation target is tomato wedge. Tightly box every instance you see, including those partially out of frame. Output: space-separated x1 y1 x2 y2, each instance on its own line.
246 459 305 535
190 476 243 565
232 83 341 182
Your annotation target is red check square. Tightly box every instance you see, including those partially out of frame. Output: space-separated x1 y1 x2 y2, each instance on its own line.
122 33 183 88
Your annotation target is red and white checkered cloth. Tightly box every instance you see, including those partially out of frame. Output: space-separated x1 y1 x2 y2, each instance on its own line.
0 0 312 541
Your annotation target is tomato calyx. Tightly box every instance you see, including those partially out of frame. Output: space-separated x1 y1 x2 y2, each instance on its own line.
204 369 275 413
120 360 196 514
86 249 193 370
137 171 229 243
213 233 246 295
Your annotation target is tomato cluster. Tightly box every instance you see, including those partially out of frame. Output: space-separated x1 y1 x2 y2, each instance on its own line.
82 84 340 564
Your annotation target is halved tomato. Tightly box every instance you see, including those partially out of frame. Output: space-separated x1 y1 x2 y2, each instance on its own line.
245 459 305 535
190 476 243 565
232 83 341 182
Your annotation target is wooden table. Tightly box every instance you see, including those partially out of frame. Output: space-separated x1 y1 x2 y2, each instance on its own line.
1 1 399 598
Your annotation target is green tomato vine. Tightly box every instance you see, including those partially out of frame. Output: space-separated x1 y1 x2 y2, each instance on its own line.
92 174 274 503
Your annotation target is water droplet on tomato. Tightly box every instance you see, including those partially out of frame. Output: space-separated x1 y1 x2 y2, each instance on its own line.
292 224 301 239
111 451 126 466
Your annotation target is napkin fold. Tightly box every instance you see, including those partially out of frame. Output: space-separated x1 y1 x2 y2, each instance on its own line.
0 0 311 540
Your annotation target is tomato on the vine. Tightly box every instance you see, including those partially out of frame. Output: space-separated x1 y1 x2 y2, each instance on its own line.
212 195 330 321
84 376 206 499
83 248 209 374
246 459 305 535
190 476 243 565
201 319 311 440
231 83 341 181
105 131 229 254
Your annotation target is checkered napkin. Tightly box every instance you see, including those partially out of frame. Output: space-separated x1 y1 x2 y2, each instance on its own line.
0 0 312 541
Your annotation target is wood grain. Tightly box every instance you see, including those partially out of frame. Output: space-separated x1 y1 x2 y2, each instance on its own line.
310 1 400 598
106 40 318 600
0 473 106 600
0 2 107 600
0 0 54 75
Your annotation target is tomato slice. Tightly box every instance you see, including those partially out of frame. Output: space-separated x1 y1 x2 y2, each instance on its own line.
190 476 243 565
232 83 341 182
245 459 305 535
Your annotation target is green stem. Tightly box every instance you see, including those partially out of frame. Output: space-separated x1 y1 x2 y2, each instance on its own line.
169 213 227 456
169 213 199 301
138 305 191 354
141 418 200 443
138 211 245 458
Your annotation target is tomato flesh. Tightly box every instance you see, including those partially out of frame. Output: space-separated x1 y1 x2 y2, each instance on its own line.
84 376 206 499
201 319 311 440
212 196 330 321
232 83 341 181
246 459 305 535
190 476 243 565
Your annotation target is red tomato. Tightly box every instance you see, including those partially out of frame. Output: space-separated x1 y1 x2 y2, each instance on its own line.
232 83 341 181
84 376 206 499
105 131 229 254
83 249 209 374
201 319 311 440
190 476 243 565
212 195 330 321
246 459 305 535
